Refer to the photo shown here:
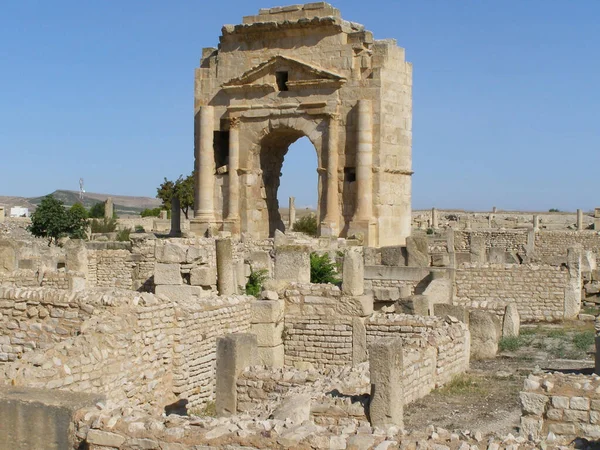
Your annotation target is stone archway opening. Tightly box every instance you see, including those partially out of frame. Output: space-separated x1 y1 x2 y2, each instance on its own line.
278 136 318 233
259 129 319 237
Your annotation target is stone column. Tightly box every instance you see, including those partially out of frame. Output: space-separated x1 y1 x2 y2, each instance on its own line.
216 333 258 416
216 238 234 295
577 209 584 231
104 198 113 219
533 214 539 231
225 118 240 235
342 247 364 296
354 100 373 221
565 246 582 319
0 207 5 223
288 197 296 229
431 208 438 229
321 114 340 236
369 338 403 428
193 106 215 223
170 195 181 236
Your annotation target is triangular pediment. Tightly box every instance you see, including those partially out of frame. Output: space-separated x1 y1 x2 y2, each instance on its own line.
222 55 346 90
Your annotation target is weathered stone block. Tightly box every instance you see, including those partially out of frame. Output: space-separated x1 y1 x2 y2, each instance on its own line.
380 246 405 267
216 333 258 417
155 243 187 263
502 303 520 338
520 416 543 439
251 322 284 347
257 344 284 368
155 285 204 302
154 263 182 285
369 337 403 428
406 237 429 267
190 266 217 286
570 396 590 411
274 245 310 283
352 317 367 366
87 430 126 447
432 304 469 324
519 392 549 416
342 248 364 296
251 300 284 324
469 310 499 360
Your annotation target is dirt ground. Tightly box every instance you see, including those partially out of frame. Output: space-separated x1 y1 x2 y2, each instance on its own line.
404 321 596 436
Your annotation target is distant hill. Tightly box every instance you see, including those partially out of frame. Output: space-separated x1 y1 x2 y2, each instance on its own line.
2 190 162 216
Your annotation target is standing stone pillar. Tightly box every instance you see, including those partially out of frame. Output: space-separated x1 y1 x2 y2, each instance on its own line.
577 209 584 231
431 208 439 229
342 248 364 296
192 106 215 234
170 195 181 236
216 334 258 416
354 100 373 221
320 113 340 236
369 338 404 428
225 118 240 235
488 214 493 228
565 246 582 319
216 238 234 295
0 206 5 223
104 198 113 219
288 197 296 229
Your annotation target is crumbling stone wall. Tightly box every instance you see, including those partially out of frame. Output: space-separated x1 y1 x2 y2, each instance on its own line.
454 263 568 321
0 286 94 363
1 286 254 414
519 372 600 440
453 230 529 255
86 246 135 289
534 230 600 265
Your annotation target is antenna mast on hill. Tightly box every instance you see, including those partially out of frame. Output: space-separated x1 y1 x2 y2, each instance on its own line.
79 178 85 202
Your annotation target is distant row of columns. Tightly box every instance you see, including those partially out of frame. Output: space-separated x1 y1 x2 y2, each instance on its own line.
193 100 377 237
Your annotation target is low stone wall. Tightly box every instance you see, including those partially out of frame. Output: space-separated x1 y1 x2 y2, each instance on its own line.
366 313 470 398
0 269 70 289
520 372 600 440
534 230 600 265
0 286 94 362
453 230 529 255
86 245 135 289
0 286 254 414
283 284 354 367
454 264 569 321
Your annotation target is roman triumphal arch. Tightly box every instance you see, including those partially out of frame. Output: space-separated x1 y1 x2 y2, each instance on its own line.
191 3 412 247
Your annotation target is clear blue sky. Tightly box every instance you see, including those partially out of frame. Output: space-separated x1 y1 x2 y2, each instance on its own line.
1 1 598 211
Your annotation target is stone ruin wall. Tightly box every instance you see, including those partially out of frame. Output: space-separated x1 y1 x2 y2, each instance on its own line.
454 264 569 322
0 286 94 363
534 230 600 264
519 372 600 440
0 286 254 413
452 229 529 256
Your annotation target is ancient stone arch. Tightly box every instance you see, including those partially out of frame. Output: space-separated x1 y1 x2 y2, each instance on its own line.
191 3 413 246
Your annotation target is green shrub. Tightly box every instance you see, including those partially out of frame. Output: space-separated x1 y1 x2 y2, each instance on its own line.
310 252 340 285
116 228 131 242
426 228 434 235
141 207 162 218
549 208 560 213
90 218 117 233
245 268 268 297
28 195 89 245
293 214 318 236
573 330 595 351
135 225 145 233
499 336 525 352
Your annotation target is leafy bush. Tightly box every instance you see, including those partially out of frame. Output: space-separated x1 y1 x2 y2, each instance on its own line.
549 208 560 213
293 214 318 236
426 228 434 235
245 268 268 297
116 228 131 242
88 202 105 218
135 225 145 233
28 195 89 245
141 207 162 218
310 252 340 284
90 218 117 233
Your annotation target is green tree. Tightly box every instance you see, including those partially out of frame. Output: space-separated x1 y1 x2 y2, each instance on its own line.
140 207 162 218
157 172 195 219
28 195 88 245
88 202 105 218
67 203 89 240
310 252 341 285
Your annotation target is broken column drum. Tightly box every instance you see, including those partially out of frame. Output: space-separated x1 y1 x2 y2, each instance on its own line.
190 4 413 247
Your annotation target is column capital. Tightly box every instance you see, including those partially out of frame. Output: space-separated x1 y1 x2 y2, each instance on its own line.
229 117 241 129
